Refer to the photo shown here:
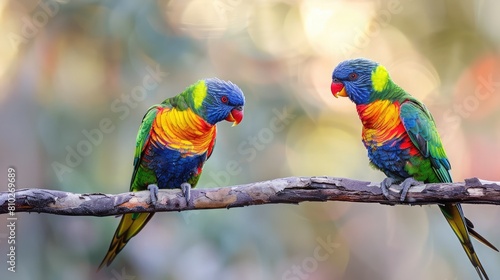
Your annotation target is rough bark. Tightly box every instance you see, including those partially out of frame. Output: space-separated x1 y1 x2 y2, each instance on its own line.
1 177 500 216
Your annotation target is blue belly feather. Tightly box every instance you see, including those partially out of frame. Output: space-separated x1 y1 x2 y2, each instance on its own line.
363 138 411 181
145 144 207 189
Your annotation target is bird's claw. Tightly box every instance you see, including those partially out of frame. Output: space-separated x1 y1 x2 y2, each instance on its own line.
380 177 422 202
181 182 192 204
380 177 396 199
399 177 422 202
147 184 159 206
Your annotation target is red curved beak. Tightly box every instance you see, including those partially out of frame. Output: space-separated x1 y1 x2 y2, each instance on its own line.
225 106 243 126
331 81 347 98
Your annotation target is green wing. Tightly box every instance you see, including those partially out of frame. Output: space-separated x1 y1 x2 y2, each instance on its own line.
400 99 497 279
129 105 160 192
99 105 162 270
399 99 451 183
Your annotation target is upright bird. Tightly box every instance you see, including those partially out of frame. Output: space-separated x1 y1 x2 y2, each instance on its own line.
99 78 245 269
330 58 497 279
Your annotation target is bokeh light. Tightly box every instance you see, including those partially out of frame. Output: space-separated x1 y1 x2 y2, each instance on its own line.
1 1 500 280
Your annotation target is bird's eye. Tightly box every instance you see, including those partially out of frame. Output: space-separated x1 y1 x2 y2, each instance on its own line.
332 78 340 83
348 73 358 81
221 96 229 104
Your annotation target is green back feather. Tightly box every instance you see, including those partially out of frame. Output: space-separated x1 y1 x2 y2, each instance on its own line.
130 106 161 192
400 99 452 183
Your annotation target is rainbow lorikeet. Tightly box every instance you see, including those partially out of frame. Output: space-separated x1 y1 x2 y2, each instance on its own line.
98 78 245 269
330 58 497 279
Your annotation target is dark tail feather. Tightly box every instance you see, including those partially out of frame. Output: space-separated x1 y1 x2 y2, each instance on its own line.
464 217 499 252
439 204 489 280
98 213 155 271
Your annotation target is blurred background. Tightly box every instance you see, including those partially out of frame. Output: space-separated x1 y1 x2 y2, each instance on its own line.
1 0 500 279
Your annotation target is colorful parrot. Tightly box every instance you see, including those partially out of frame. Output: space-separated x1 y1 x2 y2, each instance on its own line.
330 58 497 279
98 78 245 269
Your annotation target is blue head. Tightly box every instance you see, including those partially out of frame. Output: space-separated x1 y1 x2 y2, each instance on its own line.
331 58 389 105
194 78 245 125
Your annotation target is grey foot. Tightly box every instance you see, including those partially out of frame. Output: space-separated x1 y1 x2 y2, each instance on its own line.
380 177 398 199
181 182 192 204
399 177 422 202
147 184 159 206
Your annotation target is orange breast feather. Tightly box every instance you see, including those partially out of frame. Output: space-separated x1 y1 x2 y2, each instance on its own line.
150 107 216 157
356 100 418 155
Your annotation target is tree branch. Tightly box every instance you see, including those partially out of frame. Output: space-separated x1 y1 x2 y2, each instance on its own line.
1 177 500 216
